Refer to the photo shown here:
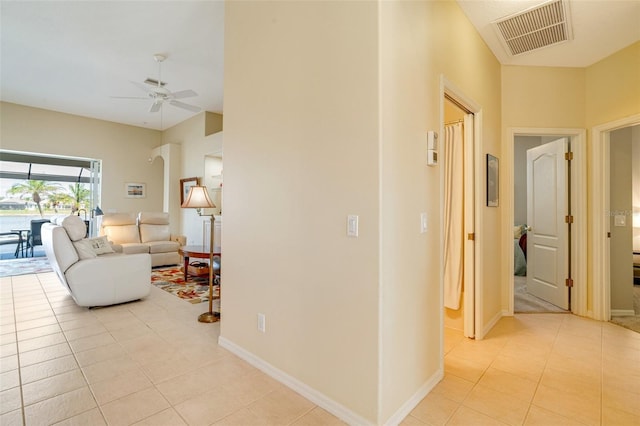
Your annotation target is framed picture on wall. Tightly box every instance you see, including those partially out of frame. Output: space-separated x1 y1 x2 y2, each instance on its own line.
180 177 199 205
125 182 146 198
486 154 499 207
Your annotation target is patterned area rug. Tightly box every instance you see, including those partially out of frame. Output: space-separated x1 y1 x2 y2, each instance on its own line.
0 257 52 278
151 266 220 304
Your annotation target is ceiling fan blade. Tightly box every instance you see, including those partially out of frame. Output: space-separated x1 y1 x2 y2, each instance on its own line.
171 89 198 99
149 102 162 113
169 100 201 113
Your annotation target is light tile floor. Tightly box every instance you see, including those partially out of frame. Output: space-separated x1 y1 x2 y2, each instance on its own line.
405 314 640 426
0 272 344 426
1 272 639 425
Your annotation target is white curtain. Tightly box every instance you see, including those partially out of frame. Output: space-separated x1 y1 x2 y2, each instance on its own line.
444 122 464 310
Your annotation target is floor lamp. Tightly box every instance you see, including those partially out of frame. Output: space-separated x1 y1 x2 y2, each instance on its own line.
181 185 218 323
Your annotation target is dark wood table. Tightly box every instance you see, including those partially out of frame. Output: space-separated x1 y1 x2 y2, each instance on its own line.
178 245 221 282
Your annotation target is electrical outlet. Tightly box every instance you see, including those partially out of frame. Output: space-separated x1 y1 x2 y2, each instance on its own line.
257 313 266 333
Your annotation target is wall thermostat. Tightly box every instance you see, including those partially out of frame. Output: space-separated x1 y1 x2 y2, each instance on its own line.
427 131 438 166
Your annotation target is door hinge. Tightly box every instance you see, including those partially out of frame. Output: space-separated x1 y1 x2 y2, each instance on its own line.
565 215 574 224
607 232 611 238
565 151 573 161
565 278 574 287
467 233 475 241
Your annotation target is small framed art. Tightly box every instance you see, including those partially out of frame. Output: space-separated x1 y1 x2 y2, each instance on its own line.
180 177 199 205
125 182 146 198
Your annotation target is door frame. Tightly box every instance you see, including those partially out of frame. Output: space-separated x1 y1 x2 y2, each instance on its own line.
503 128 587 316
440 76 483 338
591 114 640 320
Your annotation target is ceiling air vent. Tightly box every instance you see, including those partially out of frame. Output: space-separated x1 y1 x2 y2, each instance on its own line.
492 0 573 56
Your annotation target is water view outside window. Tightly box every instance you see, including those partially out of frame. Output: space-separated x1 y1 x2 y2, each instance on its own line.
0 152 101 257
0 178 92 232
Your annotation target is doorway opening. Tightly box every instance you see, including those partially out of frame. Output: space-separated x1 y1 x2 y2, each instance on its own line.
512 135 570 313
504 128 587 317
440 76 482 340
591 114 640 325
608 125 640 329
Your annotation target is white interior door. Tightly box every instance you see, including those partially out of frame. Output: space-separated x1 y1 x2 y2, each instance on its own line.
526 138 569 310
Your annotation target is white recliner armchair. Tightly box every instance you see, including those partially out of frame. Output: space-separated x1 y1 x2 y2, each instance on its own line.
42 215 151 307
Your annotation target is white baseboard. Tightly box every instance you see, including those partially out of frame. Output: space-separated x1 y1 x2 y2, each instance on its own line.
218 336 372 426
611 309 636 316
383 368 444 426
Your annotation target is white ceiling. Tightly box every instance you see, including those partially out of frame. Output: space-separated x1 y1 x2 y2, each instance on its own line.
0 1 224 131
1 1 638 132
457 0 640 67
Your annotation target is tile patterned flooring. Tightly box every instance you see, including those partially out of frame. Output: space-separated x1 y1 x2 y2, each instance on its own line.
1 272 639 425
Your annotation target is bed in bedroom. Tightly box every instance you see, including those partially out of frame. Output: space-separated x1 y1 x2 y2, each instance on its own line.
514 225 527 276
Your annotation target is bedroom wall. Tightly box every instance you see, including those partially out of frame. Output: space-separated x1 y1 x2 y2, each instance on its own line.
609 127 634 313
513 136 543 226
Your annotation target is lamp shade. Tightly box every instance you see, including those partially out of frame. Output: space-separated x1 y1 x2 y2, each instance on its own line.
181 185 216 209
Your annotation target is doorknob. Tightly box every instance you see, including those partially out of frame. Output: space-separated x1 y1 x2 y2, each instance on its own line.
525 226 532 232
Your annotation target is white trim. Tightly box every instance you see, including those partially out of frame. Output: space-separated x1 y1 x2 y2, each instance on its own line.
504 127 587 317
218 336 373 426
610 309 636 317
591 114 640 321
384 369 444 426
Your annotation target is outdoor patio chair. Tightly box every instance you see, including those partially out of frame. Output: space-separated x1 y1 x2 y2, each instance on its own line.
27 219 50 257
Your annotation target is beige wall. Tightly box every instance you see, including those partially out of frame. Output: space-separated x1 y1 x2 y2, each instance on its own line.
161 112 223 244
223 1 380 422
0 102 222 240
223 0 502 423
502 66 585 129
379 1 501 420
0 102 163 213
609 127 634 312
586 42 640 128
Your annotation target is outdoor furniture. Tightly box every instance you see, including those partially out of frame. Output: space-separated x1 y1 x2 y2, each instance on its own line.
0 231 24 258
27 219 51 257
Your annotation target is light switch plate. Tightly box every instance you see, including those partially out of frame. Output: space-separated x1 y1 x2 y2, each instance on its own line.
420 212 428 233
614 215 626 227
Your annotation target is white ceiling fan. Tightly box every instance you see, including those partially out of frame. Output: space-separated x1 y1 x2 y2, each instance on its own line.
113 54 201 113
